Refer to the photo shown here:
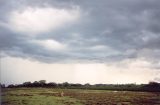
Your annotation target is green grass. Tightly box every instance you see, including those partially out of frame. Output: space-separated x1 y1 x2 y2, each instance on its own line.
1 88 83 105
1 88 160 105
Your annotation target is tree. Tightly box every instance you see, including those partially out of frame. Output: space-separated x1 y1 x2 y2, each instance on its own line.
84 83 90 87
84 83 90 89
62 82 70 87
39 80 46 86
33 81 40 87
0 83 5 88
39 80 46 84
23 81 32 87
47 82 57 87
142 81 160 92
8 84 15 88
148 81 160 87
70 83 82 87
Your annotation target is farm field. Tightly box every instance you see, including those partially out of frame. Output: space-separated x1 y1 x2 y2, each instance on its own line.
1 88 160 105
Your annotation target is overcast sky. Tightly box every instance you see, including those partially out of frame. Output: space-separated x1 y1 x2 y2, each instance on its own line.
0 0 160 85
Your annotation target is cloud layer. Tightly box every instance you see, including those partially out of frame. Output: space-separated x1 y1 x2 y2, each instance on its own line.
0 0 160 69
9 7 80 34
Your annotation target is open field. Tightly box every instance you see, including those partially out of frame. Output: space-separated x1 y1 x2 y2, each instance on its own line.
1 88 160 105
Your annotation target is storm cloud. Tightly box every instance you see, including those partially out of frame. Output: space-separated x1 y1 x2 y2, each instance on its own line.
0 0 160 67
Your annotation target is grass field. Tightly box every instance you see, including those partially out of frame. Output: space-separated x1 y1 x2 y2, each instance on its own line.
1 88 160 105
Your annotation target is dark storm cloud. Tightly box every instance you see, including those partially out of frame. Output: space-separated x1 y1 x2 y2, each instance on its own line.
0 0 160 66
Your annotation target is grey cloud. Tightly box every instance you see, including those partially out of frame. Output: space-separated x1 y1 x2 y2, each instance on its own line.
0 0 160 66
154 77 160 82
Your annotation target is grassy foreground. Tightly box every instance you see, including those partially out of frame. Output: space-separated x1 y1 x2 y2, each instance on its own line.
1 88 160 105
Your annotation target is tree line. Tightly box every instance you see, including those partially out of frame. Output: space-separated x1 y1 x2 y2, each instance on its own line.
1 80 160 92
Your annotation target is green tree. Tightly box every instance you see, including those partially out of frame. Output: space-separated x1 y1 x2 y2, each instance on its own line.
62 82 70 87
39 80 46 86
23 81 32 87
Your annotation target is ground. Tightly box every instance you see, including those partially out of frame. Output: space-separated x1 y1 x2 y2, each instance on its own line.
1 88 160 105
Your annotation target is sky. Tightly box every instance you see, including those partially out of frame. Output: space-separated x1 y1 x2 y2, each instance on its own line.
0 0 160 85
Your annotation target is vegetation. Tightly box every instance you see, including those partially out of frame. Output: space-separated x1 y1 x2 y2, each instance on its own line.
1 88 160 105
1 88 82 105
0 83 5 88
1 81 160 105
4 80 160 92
